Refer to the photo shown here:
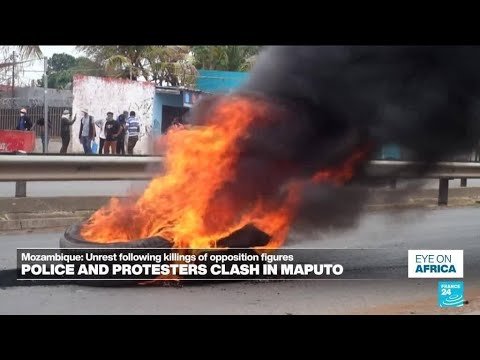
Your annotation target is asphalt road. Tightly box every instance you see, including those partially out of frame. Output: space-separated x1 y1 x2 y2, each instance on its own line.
0 180 150 197
0 178 480 198
1 207 480 314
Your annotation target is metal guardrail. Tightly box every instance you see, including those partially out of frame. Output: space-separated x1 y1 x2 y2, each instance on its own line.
0 155 477 204
0 155 163 181
364 161 478 205
0 156 478 180
365 160 480 179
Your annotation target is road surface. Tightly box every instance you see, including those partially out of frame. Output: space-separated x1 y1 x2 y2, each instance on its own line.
0 178 479 198
1 207 480 314
0 180 149 197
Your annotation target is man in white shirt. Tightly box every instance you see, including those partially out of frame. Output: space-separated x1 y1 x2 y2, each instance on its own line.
95 114 108 155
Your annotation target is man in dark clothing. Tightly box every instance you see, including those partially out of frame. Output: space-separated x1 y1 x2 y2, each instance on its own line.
117 110 128 123
103 112 121 154
116 113 127 155
15 108 33 131
60 109 76 154
34 117 52 153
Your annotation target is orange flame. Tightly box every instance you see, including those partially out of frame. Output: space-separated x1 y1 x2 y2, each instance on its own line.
81 95 370 248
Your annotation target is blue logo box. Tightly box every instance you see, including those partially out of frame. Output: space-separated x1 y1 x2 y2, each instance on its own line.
438 281 464 308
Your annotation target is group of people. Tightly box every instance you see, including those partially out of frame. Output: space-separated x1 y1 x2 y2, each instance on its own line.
15 108 141 155
72 109 140 155
77 109 140 155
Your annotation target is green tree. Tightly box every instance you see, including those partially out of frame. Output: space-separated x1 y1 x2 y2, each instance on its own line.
36 54 105 89
17 46 42 59
192 46 261 71
142 46 197 86
0 46 43 88
49 53 77 72
74 56 106 77
76 46 197 86
46 53 77 89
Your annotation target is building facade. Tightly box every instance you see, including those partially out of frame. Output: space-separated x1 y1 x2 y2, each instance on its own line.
152 70 249 134
69 71 250 154
71 75 155 154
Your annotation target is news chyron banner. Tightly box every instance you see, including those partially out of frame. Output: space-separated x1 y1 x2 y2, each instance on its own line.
17 248 464 282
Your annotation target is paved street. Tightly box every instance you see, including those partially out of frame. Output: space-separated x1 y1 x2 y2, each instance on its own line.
2 178 480 198
1 207 480 314
0 180 149 197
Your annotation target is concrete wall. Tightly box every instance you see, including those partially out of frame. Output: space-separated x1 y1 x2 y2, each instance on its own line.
152 92 184 134
0 86 73 108
71 75 155 154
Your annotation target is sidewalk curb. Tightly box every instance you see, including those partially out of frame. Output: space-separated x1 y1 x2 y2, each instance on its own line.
0 197 111 214
0 217 85 232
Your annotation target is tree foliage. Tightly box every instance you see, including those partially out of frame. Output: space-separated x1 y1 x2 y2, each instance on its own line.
36 53 105 89
17 46 43 59
191 46 261 71
0 46 43 88
76 46 197 86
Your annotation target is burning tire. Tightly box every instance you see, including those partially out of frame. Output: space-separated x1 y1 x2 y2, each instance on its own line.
60 222 173 287
60 222 172 249
60 222 270 249
59 222 271 287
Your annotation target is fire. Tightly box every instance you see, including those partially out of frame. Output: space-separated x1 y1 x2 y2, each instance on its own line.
81 95 369 248
312 146 371 185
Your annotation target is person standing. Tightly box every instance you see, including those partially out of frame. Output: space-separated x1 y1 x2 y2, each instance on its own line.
95 115 107 154
15 108 33 131
116 110 129 154
60 110 76 154
79 109 96 154
103 112 121 154
126 111 141 155
116 113 127 155
117 110 128 124
34 117 52 153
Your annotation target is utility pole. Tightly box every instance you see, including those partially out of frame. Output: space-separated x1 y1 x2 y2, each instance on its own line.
43 56 48 153
11 51 15 98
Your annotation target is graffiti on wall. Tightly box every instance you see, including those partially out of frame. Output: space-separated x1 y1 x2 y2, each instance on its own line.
71 75 156 154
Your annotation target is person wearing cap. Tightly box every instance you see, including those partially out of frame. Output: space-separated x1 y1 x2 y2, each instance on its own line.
103 112 121 154
15 108 33 131
79 109 96 154
60 109 76 154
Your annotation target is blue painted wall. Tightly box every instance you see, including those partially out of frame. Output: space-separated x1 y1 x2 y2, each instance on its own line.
376 144 402 160
196 70 249 93
152 92 184 134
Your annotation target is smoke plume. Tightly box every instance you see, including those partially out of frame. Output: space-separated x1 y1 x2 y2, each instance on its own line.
83 46 480 245
193 46 480 232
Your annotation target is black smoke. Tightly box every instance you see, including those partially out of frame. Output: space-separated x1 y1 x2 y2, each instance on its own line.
191 46 480 236
242 46 480 164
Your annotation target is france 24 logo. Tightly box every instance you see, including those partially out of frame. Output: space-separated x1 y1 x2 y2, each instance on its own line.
438 281 464 308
